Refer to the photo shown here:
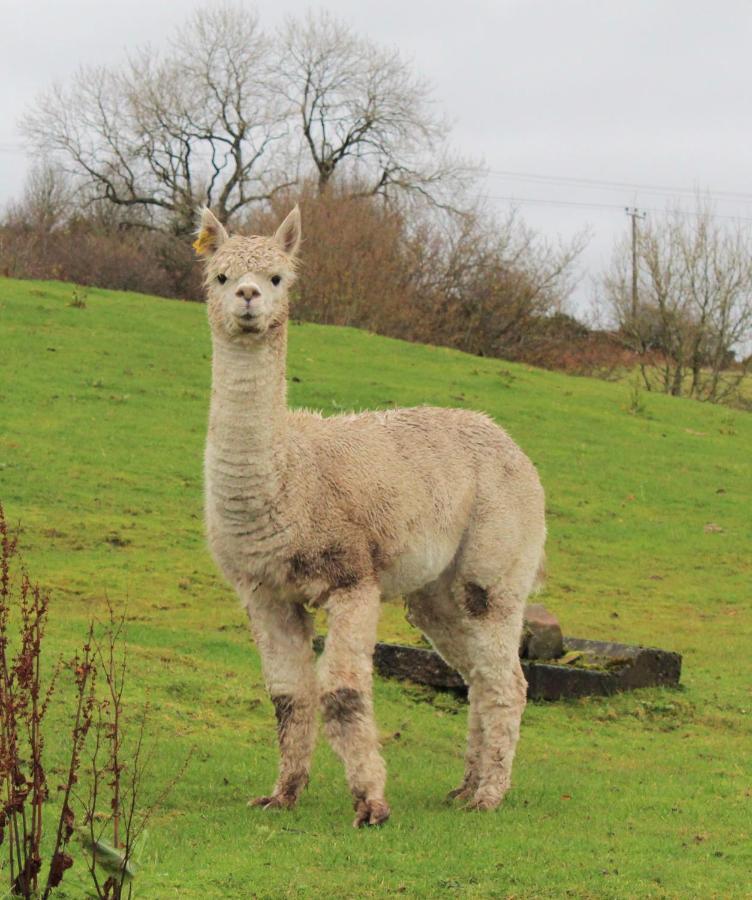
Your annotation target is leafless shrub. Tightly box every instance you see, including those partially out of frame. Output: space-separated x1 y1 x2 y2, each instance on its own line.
43 635 97 898
0 221 201 300
245 181 587 359
78 598 190 900
248 180 412 331
404 206 588 358
0 506 188 898
0 504 96 898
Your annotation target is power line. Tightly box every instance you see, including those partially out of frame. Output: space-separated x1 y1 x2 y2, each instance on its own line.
2 144 752 221
481 193 752 223
486 168 752 204
484 194 627 212
0 141 27 156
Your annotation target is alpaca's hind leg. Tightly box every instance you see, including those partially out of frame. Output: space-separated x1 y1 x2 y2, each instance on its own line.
409 581 528 810
243 589 318 810
460 589 528 811
407 585 483 801
447 693 484 802
318 581 389 828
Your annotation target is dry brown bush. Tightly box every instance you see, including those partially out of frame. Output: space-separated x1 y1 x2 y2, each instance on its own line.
0 222 201 300
2 172 586 370
247 182 584 359
247 183 413 333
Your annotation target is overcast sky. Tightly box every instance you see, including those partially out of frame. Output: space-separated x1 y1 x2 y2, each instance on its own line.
4 0 752 315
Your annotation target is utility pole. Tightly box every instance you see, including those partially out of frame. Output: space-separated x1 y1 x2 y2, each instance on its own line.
625 207 646 321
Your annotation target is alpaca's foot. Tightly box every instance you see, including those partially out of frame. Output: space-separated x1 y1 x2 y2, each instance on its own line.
352 798 390 828
465 784 508 812
446 771 481 804
446 786 474 804
465 795 501 812
248 793 297 811
445 780 479 804
248 772 308 811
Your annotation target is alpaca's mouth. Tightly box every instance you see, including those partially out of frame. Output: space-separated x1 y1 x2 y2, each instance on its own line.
233 313 263 334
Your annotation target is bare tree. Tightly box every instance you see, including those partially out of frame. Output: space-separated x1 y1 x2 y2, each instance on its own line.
21 5 479 230
276 10 476 210
4 162 73 233
604 202 752 403
22 7 291 235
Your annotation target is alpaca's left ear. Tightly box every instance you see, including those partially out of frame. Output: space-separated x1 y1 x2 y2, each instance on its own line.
193 208 228 257
274 206 302 257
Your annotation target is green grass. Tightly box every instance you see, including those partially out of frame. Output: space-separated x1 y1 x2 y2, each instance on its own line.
0 277 750 899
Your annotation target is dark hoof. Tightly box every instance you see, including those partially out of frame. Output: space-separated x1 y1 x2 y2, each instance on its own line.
446 784 476 804
353 798 390 828
248 794 296 810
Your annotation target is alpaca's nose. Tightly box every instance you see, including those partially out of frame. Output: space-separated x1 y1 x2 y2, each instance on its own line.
236 283 261 301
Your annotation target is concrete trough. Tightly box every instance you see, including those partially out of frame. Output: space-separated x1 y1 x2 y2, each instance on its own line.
370 636 682 700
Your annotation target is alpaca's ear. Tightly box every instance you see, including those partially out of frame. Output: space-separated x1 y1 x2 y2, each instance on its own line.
193 208 228 257
274 206 302 257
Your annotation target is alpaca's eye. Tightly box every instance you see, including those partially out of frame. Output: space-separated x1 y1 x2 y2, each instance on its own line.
270 275 282 286
217 274 227 285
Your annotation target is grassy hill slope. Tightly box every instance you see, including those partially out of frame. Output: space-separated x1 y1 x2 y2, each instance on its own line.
1 278 750 898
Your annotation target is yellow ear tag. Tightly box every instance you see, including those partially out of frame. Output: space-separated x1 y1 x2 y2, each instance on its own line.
193 228 214 255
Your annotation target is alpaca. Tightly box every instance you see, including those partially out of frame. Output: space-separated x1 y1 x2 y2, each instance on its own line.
196 206 546 827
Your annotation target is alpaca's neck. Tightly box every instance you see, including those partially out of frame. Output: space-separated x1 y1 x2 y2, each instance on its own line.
205 327 289 522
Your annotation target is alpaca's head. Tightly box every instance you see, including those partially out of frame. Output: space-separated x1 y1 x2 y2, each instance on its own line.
194 207 301 341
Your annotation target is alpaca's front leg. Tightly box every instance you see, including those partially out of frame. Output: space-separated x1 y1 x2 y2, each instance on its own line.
243 590 318 810
319 581 389 828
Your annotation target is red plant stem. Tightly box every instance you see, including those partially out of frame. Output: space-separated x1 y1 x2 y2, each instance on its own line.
110 636 121 849
42 637 95 900
87 710 105 900
30 602 44 893
5 777 19 887
95 598 127 852
1 663 23 888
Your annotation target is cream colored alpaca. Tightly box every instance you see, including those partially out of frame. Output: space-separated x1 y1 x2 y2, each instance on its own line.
197 206 546 827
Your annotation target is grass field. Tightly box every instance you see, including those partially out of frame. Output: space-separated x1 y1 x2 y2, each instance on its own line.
0 277 750 899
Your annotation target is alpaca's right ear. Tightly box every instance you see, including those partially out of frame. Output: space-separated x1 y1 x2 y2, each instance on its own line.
193 208 228 257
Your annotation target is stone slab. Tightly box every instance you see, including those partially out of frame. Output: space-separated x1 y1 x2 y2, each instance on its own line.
370 636 682 700
312 634 682 699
